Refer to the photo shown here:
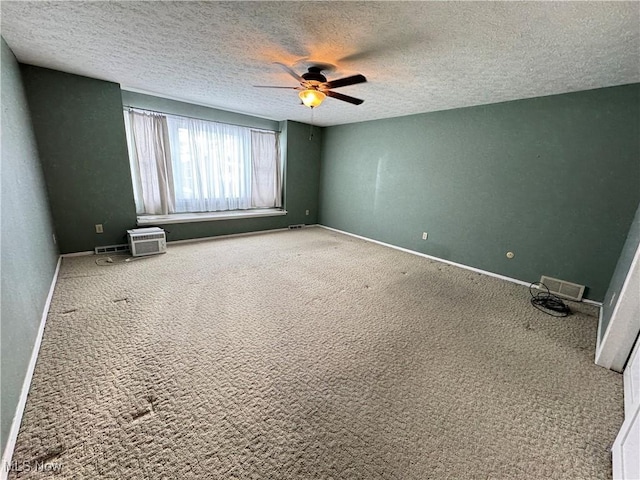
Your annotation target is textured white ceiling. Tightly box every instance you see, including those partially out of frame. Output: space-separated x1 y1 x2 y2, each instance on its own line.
1 1 639 126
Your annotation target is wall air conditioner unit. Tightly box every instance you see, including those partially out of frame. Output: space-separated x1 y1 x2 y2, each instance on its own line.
127 227 167 257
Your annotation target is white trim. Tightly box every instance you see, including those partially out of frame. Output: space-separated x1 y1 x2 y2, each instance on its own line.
613 335 640 479
612 402 640 480
1 257 62 480
318 225 603 306
137 209 287 226
596 305 604 356
60 250 94 258
623 337 640 417
596 241 640 371
168 227 291 246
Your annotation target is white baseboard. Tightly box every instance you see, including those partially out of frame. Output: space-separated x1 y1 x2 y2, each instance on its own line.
596 306 604 365
60 250 93 258
318 225 602 307
1 256 62 480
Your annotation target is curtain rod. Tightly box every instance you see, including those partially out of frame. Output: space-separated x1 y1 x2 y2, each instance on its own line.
122 105 282 133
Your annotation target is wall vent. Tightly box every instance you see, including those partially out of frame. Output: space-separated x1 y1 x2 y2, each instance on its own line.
95 244 130 254
288 224 305 230
539 275 585 301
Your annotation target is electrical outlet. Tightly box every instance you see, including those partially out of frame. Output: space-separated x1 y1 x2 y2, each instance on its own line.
422 232 428 240
95 224 104 234
305 209 309 216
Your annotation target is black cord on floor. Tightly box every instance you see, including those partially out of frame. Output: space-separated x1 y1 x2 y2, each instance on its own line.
95 254 148 266
529 282 572 317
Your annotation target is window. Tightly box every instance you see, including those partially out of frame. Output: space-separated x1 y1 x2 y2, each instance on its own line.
123 108 282 218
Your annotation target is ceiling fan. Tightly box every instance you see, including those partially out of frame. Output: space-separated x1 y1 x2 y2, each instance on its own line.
255 62 367 108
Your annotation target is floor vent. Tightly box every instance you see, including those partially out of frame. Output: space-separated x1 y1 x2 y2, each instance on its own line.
95 244 130 254
539 275 585 301
288 224 305 230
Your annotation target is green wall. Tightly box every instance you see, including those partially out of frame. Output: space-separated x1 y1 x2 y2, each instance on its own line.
319 84 640 301
282 121 322 226
21 65 137 253
20 69 322 252
0 39 58 455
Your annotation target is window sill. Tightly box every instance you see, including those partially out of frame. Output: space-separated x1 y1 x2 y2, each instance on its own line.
137 209 287 225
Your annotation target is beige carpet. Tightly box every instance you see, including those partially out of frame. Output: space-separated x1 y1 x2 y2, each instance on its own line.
10 227 623 479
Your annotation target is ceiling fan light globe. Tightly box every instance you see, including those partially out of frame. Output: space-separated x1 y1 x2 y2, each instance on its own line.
299 89 326 108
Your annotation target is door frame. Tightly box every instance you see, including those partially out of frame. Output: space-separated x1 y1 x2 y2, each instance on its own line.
596 241 640 372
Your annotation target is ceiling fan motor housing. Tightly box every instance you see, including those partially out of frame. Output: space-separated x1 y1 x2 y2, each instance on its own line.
258 62 366 106
302 67 327 85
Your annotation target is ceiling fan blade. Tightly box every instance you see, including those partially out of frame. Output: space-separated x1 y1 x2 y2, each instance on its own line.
326 90 364 105
323 74 367 90
274 62 304 83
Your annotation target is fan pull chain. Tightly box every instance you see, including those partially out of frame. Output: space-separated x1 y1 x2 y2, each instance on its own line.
309 107 314 141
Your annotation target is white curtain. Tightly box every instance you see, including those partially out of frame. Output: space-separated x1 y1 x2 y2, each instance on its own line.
125 108 282 215
166 115 253 212
251 130 282 208
125 110 175 215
